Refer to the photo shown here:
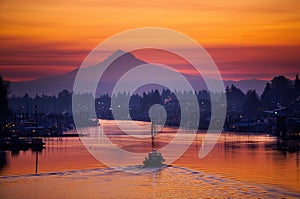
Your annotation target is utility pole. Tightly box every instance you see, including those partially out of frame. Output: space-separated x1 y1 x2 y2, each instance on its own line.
35 105 38 135
34 104 39 174
151 122 155 150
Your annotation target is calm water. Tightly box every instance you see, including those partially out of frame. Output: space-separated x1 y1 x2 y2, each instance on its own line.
1 120 299 198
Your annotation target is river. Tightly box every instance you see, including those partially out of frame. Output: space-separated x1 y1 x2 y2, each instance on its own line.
0 120 299 198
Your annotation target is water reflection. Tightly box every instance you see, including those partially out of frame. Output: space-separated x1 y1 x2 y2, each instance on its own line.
0 151 7 171
223 133 300 154
0 146 44 173
265 138 300 154
0 128 299 193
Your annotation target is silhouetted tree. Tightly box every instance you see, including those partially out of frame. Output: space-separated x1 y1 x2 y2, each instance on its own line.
242 90 260 117
226 84 245 113
294 74 300 97
0 75 10 133
293 74 300 112
58 89 72 113
261 75 294 109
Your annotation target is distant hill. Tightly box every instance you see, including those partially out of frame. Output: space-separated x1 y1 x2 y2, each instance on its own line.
9 50 268 97
224 79 267 96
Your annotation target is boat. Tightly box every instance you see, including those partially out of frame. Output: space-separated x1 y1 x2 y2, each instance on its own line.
143 149 165 167
0 135 45 151
143 122 166 167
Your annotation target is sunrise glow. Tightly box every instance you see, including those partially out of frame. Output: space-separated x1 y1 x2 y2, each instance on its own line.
0 0 299 81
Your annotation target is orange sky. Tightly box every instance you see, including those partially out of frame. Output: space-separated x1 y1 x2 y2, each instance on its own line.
0 0 299 81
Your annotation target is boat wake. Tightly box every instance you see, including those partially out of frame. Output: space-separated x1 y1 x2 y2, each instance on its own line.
1 166 299 198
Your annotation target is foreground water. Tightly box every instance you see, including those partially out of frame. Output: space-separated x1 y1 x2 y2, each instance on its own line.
1 166 300 199
0 120 299 198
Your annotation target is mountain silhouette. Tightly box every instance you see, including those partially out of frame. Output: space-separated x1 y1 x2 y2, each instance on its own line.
10 50 267 96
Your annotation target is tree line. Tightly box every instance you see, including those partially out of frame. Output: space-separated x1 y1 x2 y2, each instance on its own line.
1 75 299 129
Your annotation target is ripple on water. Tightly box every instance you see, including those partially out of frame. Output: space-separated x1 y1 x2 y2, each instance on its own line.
1 166 299 199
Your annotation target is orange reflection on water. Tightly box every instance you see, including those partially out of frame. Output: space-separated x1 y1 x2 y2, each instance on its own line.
1 120 299 194
175 133 300 193
1 137 101 175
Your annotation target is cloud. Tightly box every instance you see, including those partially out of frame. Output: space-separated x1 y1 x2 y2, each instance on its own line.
0 37 89 81
2 43 299 82
0 0 299 81
205 45 300 80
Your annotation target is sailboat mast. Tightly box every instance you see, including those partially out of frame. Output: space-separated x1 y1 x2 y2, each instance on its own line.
151 122 155 150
